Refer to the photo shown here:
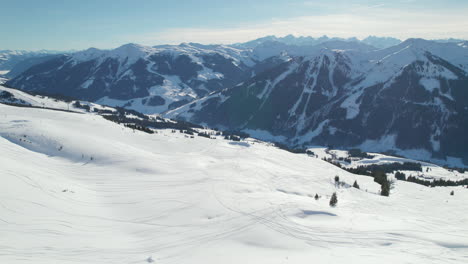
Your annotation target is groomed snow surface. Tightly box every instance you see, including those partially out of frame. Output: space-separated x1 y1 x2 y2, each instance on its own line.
1 104 467 264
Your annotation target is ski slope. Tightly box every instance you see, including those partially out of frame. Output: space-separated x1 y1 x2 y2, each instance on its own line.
0 103 467 264
0 85 115 113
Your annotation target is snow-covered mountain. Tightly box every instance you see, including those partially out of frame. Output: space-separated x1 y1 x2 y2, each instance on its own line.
6 43 255 113
1 90 467 264
5 37 468 165
166 38 468 166
0 50 34 70
0 49 64 77
248 39 378 61
4 37 392 114
236 34 354 48
236 34 402 49
361 36 402 49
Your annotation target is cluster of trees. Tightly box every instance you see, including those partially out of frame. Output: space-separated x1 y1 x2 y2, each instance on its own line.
396 171 468 187
224 135 241 141
93 108 114 115
333 175 353 189
325 157 467 189
337 157 352 163
224 130 249 139
72 101 91 111
368 171 391 196
324 159 392 196
115 107 149 119
198 132 213 139
344 162 422 175
318 177 360 208
103 109 200 133
102 107 255 143
444 166 467 173
102 106 258 144
223 130 249 142
181 129 194 135
348 149 374 159
124 124 154 134
273 142 310 154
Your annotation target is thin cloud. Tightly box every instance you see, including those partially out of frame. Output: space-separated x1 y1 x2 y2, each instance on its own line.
130 6 468 46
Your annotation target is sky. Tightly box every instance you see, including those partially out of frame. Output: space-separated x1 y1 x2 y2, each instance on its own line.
1 0 467 51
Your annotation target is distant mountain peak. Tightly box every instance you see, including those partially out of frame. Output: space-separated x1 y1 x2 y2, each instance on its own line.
238 35 402 49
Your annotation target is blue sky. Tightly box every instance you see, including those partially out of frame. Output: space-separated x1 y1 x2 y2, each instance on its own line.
1 0 467 50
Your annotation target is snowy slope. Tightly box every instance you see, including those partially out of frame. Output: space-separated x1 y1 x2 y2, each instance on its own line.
0 85 115 113
1 103 467 264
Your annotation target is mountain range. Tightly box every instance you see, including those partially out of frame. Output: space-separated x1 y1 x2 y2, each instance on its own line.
0 49 67 77
4 35 468 166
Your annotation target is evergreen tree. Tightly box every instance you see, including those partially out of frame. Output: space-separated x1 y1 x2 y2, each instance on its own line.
314 193 319 200
381 180 390 196
373 170 387 185
334 176 340 186
353 180 360 189
395 171 406 181
329 192 338 207
450 190 454 196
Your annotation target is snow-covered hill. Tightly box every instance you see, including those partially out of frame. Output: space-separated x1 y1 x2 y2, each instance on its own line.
0 85 115 113
1 99 467 264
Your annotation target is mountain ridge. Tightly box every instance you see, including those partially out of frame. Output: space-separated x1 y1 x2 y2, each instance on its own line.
5 36 468 165
165 39 468 166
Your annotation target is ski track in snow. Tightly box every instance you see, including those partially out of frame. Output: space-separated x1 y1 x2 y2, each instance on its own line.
0 104 467 264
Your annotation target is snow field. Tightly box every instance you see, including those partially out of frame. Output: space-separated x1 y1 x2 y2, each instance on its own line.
0 104 467 264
